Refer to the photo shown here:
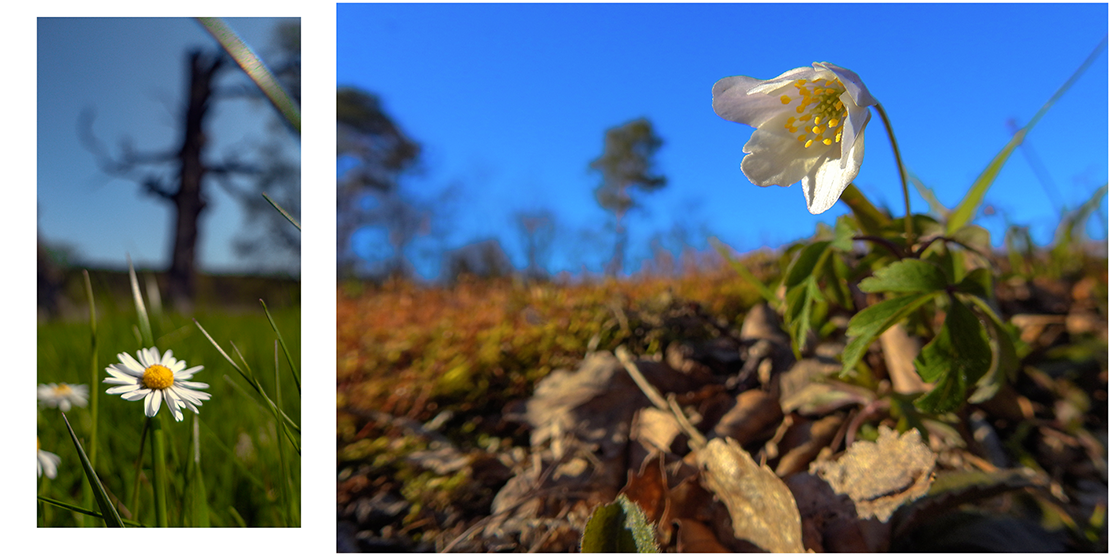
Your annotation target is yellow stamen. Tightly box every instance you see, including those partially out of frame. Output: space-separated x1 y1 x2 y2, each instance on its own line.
804 139 814 148
142 364 174 390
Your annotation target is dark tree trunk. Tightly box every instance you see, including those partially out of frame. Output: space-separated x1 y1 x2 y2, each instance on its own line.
167 50 222 313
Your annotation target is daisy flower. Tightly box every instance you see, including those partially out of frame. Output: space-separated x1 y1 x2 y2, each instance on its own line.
104 347 210 422
37 438 60 479
37 382 89 412
713 62 878 214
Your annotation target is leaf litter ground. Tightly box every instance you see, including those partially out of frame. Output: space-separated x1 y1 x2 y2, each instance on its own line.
337 260 1106 552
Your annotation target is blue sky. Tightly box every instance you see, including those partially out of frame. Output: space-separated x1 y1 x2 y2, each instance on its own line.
339 3 1108 278
38 17 300 274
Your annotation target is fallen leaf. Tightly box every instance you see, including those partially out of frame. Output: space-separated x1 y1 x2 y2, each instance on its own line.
810 426 936 522
696 437 805 552
675 518 732 552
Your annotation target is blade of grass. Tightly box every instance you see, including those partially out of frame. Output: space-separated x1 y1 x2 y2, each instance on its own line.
263 192 301 231
81 270 100 527
196 17 301 134
261 298 300 393
273 342 294 526
947 36 1108 233
37 496 145 526
61 413 125 527
186 415 211 526
196 318 301 436
127 255 153 346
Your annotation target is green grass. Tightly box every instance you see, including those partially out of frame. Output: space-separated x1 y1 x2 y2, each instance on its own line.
37 303 301 527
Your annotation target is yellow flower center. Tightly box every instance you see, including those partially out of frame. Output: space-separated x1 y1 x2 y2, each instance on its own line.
56 384 72 395
142 364 174 390
780 78 848 148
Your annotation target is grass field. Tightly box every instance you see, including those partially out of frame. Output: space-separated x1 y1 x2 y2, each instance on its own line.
37 280 301 527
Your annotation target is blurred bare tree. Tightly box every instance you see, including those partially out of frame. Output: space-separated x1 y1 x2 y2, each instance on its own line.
514 209 557 281
336 86 426 279
589 118 666 277
79 19 301 312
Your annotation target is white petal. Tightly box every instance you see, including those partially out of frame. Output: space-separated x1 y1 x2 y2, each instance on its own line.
741 126 826 187
106 383 141 394
712 76 787 128
803 154 858 214
121 388 150 401
106 364 142 379
164 392 184 421
175 365 205 380
145 390 162 417
175 379 209 390
816 62 878 108
745 65 819 95
118 352 146 374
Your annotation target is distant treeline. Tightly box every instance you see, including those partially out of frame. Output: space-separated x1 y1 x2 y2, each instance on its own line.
39 265 299 320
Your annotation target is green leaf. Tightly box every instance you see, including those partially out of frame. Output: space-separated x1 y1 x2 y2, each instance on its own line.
839 183 890 236
955 268 994 299
832 216 856 252
947 36 1107 234
785 241 830 288
860 259 949 294
842 293 937 376
581 494 659 553
61 413 125 527
913 297 993 412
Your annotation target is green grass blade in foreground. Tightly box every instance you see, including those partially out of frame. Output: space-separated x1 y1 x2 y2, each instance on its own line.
127 256 153 346
710 238 779 308
61 413 125 527
186 416 210 526
907 170 949 219
947 36 1107 234
196 17 300 135
195 319 302 437
81 270 100 527
273 343 297 526
261 299 300 393
263 192 301 231
38 496 145 527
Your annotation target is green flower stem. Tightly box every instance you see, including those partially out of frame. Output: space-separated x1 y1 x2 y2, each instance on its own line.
874 103 914 252
150 414 169 527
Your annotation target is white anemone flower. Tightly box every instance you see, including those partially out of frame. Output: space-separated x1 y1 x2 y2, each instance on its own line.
37 382 89 412
104 347 210 422
37 438 60 479
713 62 878 214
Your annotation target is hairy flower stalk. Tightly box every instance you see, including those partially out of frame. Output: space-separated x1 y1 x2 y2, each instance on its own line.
713 62 878 215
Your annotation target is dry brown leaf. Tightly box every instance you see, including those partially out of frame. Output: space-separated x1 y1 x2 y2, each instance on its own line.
675 518 732 552
711 389 784 446
618 452 668 524
631 406 684 454
774 414 844 477
811 426 936 522
696 437 805 553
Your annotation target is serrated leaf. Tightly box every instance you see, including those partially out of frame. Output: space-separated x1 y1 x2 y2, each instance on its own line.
913 297 992 412
860 259 949 294
832 216 856 252
581 494 659 553
842 293 937 375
